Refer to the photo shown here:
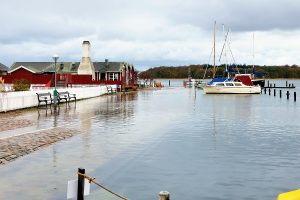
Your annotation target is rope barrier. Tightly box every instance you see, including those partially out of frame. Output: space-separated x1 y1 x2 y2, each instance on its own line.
77 172 128 200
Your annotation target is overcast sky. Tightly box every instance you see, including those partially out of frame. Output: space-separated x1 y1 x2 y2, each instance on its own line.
1 0 300 70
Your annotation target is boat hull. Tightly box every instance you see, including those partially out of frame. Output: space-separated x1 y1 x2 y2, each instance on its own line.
203 86 261 94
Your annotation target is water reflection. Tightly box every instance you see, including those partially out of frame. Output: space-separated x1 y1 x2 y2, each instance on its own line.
0 82 299 200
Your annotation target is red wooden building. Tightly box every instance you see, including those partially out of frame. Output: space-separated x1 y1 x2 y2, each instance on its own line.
1 61 137 89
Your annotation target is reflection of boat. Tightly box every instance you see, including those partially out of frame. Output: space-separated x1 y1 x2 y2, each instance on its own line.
203 74 261 94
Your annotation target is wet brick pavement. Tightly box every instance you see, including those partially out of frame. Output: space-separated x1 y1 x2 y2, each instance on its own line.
0 128 79 164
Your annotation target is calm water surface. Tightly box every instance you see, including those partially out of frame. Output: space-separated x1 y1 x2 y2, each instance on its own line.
0 80 299 200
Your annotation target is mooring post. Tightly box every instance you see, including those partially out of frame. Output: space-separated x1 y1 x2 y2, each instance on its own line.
289 84 291 88
294 92 297 102
280 90 282 98
267 80 269 87
269 88 271 95
274 84 276 88
274 89 276 96
264 88 266 94
286 81 288 87
292 83 294 88
169 80 170 87
270 83 272 88
287 91 290 100
78 168 85 200
159 191 170 200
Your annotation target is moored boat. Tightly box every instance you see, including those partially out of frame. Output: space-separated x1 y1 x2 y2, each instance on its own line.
203 74 261 94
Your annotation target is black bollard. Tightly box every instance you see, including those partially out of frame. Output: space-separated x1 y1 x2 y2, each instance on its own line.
269 88 271 95
280 90 282 98
287 91 290 100
294 92 297 102
274 89 276 96
264 88 267 94
78 168 85 200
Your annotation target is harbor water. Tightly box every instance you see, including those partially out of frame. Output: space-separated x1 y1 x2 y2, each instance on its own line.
0 80 299 199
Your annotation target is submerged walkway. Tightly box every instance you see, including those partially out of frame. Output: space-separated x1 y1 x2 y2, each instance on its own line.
0 127 79 164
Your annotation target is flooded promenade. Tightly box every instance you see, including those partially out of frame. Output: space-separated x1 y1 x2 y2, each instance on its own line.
0 81 300 199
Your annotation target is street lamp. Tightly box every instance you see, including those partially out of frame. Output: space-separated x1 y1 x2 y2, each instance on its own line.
52 54 59 106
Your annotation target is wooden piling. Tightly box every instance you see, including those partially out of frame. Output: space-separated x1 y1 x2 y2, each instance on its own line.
169 80 170 87
286 81 288 87
274 89 276 96
78 168 85 200
267 80 269 87
289 84 291 88
269 88 271 95
294 92 297 102
280 90 282 98
264 88 266 94
287 91 290 100
159 191 170 200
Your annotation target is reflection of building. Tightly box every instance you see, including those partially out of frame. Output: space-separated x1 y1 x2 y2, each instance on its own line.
0 41 137 89
0 63 8 75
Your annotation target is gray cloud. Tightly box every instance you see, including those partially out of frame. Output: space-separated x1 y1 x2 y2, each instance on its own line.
1 0 300 68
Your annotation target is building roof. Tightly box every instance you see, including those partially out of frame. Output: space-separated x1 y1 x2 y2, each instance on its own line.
94 61 134 73
0 63 8 72
10 62 80 74
9 61 134 74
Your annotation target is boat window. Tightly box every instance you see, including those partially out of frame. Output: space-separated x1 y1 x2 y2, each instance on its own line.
234 83 242 86
216 83 225 86
225 83 234 86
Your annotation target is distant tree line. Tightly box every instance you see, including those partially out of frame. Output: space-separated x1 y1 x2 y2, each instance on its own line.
138 64 300 79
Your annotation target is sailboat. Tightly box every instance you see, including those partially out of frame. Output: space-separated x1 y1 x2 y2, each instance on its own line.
203 24 261 94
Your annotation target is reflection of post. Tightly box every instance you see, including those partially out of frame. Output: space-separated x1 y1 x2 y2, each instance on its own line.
52 146 57 167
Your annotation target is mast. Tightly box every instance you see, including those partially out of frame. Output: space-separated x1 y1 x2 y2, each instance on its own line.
213 21 216 78
252 32 255 69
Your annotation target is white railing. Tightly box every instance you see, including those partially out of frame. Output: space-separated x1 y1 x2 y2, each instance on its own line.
0 85 116 112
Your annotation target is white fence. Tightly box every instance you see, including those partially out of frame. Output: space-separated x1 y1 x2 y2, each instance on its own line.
0 85 116 112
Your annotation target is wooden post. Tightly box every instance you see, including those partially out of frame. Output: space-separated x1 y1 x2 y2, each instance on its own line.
159 191 170 200
169 80 170 87
267 80 269 87
289 84 291 88
264 88 266 94
286 81 288 87
270 83 272 88
292 83 294 88
274 84 276 88
274 89 276 96
287 91 290 100
269 88 271 95
294 92 297 102
78 168 85 200
280 90 282 98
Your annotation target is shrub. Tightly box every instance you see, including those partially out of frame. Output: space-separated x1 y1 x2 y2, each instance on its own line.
13 79 31 91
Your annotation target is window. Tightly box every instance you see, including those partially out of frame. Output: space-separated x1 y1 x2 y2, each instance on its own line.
109 73 119 81
225 83 234 86
216 83 225 86
234 83 242 86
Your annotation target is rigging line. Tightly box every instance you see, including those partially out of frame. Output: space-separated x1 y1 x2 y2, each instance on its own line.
203 46 214 80
78 172 128 200
218 29 230 63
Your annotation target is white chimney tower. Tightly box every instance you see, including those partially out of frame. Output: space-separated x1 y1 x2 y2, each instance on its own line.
77 41 95 79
